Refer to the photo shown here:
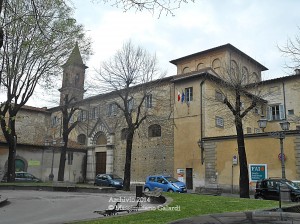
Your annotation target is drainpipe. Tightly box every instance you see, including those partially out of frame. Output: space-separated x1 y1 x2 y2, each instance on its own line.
282 82 287 119
200 79 205 164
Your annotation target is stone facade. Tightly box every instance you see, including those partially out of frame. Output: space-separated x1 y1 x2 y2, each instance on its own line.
2 43 300 190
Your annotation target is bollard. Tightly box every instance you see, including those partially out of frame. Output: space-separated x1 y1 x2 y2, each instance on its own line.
136 185 143 198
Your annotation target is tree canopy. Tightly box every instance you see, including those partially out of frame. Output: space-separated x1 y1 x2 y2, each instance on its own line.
0 0 91 182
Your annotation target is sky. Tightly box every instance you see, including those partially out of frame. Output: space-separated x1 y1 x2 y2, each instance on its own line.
10 0 300 107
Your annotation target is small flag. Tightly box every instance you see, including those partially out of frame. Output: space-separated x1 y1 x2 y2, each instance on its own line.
181 91 185 103
177 91 181 102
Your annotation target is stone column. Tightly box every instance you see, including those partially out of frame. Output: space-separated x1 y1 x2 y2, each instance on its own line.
106 146 114 174
86 148 96 182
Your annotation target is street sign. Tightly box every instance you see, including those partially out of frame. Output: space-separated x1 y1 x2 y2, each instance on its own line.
249 164 267 182
232 155 238 165
278 153 286 161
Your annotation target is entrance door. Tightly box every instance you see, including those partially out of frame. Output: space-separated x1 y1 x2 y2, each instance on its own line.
186 168 193 189
96 152 106 175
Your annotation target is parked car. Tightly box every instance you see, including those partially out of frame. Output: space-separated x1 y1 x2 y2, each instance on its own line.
1 171 42 182
254 178 300 202
94 174 123 189
143 175 187 193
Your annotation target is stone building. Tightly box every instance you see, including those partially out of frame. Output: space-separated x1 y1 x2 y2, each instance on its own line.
1 43 300 192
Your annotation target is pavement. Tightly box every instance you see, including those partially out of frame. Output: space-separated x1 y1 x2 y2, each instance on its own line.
171 210 300 224
2 188 300 224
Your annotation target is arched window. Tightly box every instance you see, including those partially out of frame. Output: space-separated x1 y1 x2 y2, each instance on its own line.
230 60 238 76
212 58 221 74
249 72 260 83
197 63 204 70
77 134 86 145
121 128 128 140
148 124 161 138
95 132 107 145
242 66 249 84
182 67 190 74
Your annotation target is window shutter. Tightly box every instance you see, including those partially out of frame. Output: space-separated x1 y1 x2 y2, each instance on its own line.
267 106 272 121
279 104 285 120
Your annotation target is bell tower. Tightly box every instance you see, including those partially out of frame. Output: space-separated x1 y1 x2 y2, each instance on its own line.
59 43 88 105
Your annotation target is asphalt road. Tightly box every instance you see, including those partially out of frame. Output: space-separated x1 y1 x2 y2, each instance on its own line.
0 190 147 224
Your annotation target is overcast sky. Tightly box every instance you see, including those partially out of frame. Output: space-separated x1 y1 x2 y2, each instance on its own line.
17 0 300 107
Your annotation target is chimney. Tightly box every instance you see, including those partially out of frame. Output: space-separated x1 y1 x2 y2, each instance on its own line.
295 69 300 75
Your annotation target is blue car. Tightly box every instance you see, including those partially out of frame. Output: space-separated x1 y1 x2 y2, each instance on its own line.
144 175 187 193
94 174 123 189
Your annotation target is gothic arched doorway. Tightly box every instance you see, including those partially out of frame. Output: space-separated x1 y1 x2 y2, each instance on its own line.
95 132 107 175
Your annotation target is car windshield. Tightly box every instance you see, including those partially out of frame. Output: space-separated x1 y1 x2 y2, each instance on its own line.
164 176 180 183
109 174 122 180
284 180 300 190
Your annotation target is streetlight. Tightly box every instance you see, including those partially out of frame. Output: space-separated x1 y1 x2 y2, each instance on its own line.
257 116 290 179
44 139 57 181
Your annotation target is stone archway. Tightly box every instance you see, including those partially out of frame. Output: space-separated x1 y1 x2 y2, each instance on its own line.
86 119 115 181
4 155 28 172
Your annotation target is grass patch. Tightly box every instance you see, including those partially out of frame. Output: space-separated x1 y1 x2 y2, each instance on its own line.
76 193 278 224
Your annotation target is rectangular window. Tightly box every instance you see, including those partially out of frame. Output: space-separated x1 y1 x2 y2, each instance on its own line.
145 94 152 108
288 109 294 115
247 127 252 134
185 87 193 102
108 103 117 116
78 110 87 121
267 105 285 121
90 107 97 119
215 116 224 128
127 98 134 111
51 116 58 127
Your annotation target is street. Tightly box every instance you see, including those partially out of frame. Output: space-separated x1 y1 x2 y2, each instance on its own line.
0 190 144 224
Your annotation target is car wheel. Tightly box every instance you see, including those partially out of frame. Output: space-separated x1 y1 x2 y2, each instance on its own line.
144 187 150 192
168 189 174 193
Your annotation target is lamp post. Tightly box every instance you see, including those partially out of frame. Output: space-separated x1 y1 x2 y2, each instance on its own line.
257 116 290 179
44 139 57 182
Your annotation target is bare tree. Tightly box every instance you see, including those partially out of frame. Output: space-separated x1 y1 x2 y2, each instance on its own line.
205 63 265 198
98 0 195 16
94 40 164 190
278 27 300 72
57 94 80 181
0 0 91 182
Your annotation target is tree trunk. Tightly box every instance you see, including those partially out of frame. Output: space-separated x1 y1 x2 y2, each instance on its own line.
0 116 17 182
235 118 250 198
123 131 134 191
58 138 68 181
6 136 16 182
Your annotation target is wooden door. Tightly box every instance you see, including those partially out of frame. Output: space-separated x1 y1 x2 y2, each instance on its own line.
96 152 106 175
186 168 193 189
